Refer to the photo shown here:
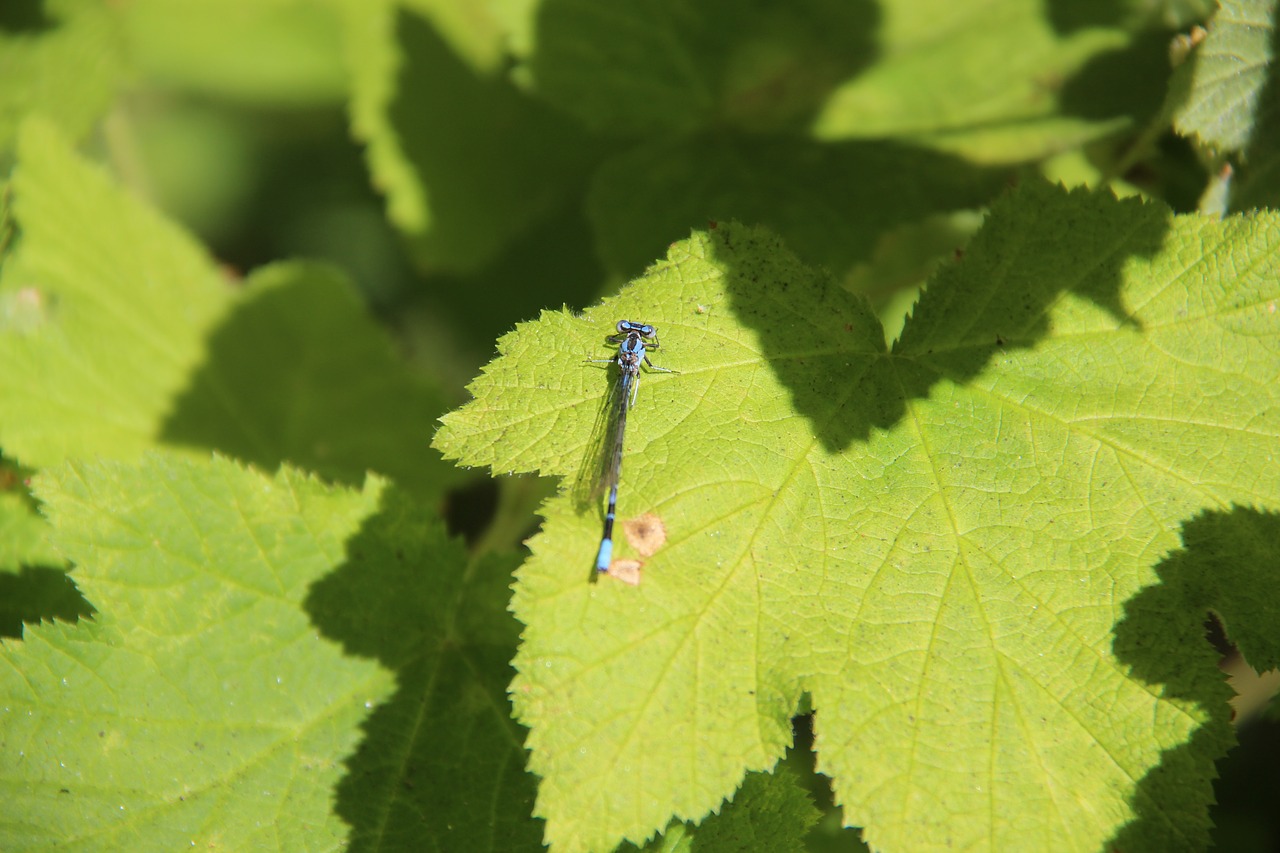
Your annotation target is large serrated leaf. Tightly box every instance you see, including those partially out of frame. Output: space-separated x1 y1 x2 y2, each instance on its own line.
0 453 540 851
435 182 1280 852
1 456 391 849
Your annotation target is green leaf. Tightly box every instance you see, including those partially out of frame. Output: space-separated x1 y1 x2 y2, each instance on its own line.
0 119 233 465
525 0 1177 159
304 471 542 850
434 184 1279 851
0 459 84 638
337 0 598 273
1223 0 1280 212
1 455 389 848
157 261 454 497
0 0 125 154
0 453 539 850
1172 0 1276 154
811 0 1171 162
0 119 453 496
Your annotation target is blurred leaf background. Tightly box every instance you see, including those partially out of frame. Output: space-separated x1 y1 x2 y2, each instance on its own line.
2 0 1279 850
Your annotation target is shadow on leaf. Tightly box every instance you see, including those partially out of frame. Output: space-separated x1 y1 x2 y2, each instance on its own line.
1108 506 1280 850
0 565 93 638
709 180 1169 452
304 485 540 850
158 262 452 498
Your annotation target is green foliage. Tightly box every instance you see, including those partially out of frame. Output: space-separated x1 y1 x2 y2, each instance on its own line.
337 0 599 274
627 768 822 853
2 454 535 850
1172 0 1274 153
437 190 1279 851
2 1 1280 852
0 120 452 496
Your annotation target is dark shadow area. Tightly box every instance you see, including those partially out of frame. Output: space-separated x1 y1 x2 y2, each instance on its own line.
416 190 606 358
535 0 899 286
1211 716 1280 852
532 0 879 137
386 9 605 340
708 179 1167 452
441 472 501 547
707 220 893 453
0 0 54 33
158 263 453 498
1108 506 1280 850
783 713 871 853
589 132 1011 283
1058 27 1178 125
1124 132 1211 214
1043 0 1142 32
190 103 422 312
304 485 542 851
1044 0 1210 32
1047 7 1204 207
0 565 94 638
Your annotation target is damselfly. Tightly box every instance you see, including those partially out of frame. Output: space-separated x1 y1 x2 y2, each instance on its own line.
587 320 676 573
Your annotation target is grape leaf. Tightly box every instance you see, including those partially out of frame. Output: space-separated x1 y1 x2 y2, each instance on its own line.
434 183 1280 851
0 453 539 850
0 118 453 497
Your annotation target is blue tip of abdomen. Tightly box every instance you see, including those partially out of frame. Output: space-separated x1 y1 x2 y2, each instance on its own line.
595 539 613 572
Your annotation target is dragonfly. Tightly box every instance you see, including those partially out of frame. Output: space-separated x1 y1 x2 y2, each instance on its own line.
587 320 676 573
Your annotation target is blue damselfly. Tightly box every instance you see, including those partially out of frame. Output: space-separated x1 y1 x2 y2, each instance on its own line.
587 320 675 573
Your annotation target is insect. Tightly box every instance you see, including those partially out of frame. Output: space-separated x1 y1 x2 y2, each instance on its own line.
586 320 675 572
